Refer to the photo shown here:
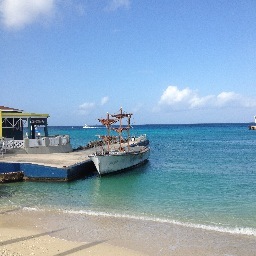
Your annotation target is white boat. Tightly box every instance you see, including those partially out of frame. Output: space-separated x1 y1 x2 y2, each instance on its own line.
88 108 150 175
83 124 98 129
249 116 256 130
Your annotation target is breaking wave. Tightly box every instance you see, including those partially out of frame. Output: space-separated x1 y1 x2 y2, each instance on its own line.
61 209 256 237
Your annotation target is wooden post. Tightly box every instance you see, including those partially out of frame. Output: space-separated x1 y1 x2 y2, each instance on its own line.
127 114 131 152
44 120 49 137
27 118 32 139
107 112 110 152
119 108 122 151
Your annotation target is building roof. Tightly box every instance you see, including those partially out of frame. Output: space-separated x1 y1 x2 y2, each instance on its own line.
0 106 23 112
0 106 49 118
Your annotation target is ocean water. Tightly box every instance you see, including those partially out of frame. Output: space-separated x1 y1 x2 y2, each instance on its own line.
1 124 256 236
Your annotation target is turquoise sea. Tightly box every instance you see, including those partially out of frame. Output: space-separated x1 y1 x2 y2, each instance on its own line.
1 124 256 236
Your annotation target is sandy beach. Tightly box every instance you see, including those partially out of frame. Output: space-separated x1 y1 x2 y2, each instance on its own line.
0 208 256 256
0 209 146 256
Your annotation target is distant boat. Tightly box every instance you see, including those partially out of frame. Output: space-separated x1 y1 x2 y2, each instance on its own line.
249 116 256 130
88 108 150 175
83 124 98 129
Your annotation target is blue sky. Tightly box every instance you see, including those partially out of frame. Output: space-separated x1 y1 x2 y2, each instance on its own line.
1 0 256 125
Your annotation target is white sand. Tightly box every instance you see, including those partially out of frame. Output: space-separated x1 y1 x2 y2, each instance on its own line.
1 208 256 256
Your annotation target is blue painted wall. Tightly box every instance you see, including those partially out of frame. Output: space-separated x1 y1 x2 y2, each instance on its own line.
0 160 95 181
0 162 20 173
20 163 68 180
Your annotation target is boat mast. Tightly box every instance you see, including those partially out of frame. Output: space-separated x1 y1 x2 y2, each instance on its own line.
119 107 123 151
107 112 110 152
98 113 117 152
127 113 131 152
109 107 133 152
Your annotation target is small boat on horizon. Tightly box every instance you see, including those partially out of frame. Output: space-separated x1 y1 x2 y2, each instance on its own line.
83 124 99 129
88 108 150 175
249 116 256 130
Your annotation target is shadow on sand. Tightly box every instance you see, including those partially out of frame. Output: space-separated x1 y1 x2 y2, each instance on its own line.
0 228 66 246
54 240 107 256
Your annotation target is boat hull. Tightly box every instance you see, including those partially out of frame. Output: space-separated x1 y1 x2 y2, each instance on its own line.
89 147 150 175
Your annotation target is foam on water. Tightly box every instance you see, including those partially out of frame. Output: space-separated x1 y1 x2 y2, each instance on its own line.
21 206 256 236
59 208 256 237
23 206 41 212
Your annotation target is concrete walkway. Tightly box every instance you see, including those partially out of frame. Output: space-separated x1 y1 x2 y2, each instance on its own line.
0 148 96 168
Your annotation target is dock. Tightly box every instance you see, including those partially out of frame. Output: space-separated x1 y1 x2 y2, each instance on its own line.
0 136 148 182
0 148 97 182
0 105 93 181
0 106 148 182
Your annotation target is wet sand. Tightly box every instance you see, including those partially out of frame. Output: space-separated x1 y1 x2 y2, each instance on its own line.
0 208 256 256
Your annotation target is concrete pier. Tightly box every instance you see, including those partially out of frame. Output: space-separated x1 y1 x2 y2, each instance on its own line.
0 136 148 182
0 148 97 181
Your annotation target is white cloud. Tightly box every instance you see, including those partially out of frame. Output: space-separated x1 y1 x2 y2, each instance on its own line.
79 97 110 115
79 102 95 115
0 0 127 29
101 96 109 105
159 86 193 106
158 85 256 111
105 0 130 11
215 91 240 107
0 0 57 29
189 94 214 108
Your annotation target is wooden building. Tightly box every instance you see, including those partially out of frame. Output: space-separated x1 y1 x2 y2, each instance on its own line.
0 106 49 140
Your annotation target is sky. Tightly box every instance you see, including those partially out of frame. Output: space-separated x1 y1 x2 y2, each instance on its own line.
0 0 256 125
